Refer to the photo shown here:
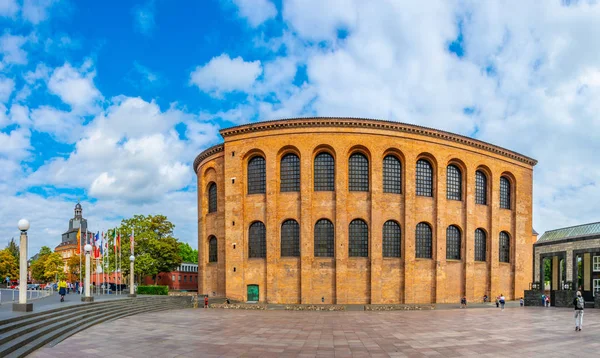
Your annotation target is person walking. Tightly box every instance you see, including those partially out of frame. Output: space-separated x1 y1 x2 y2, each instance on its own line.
460 296 467 308
573 291 584 331
58 280 67 302
499 294 506 311
204 296 209 308
545 295 550 307
520 297 524 307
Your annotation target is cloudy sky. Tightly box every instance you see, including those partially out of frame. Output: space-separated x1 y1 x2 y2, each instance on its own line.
1 0 599 256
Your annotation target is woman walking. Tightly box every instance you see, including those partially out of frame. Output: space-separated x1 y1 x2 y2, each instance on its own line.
573 291 584 331
58 280 67 302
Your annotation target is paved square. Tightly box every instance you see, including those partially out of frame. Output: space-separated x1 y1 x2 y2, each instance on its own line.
31 307 599 357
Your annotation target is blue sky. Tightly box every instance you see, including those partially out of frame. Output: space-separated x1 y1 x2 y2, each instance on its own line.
1 0 600 256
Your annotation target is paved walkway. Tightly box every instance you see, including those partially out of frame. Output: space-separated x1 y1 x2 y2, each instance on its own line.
31 306 599 357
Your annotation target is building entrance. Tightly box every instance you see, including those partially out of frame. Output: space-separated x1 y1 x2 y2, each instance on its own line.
247 285 259 302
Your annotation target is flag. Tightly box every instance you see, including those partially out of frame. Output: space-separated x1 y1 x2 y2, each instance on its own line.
113 229 117 251
76 227 81 254
130 229 134 255
117 232 121 249
94 232 100 248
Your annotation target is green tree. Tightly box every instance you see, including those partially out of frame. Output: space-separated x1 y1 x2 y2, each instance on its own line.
6 237 19 262
67 254 86 281
43 253 63 282
178 242 198 264
0 249 19 281
31 246 55 282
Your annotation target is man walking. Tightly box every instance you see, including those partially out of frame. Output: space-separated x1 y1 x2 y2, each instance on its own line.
573 291 584 331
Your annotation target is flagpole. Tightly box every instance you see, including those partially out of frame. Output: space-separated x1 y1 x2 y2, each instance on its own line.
78 228 81 293
118 231 121 295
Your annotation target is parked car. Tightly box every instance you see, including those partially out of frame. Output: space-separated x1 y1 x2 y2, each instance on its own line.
27 284 40 290
43 283 57 290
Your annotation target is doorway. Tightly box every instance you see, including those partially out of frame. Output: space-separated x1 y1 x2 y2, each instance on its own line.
247 284 259 302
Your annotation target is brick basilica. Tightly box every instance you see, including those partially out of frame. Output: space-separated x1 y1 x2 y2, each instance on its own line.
194 118 537 304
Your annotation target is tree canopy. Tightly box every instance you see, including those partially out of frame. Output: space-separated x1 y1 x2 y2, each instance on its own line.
6 238 19 262
0 249 19 281
31 246 62 283
178 242 198 264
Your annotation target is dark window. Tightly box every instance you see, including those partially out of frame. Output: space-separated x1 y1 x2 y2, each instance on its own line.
416 222 432 259
446 225 461 260
208 183 217 213
280 219 300 257
247 156 266 194
314 152 335 191
475 171 487 205
474 229 486 262
383 155 402 194
416 159 433 197
314 219 334 257
280 154 300 192
349 219 368 257
349 153 369 191
208 236 217 262
249 221 266 258
500 177 511 209
382 221 401 258
499 231 510 263
446 165 462 201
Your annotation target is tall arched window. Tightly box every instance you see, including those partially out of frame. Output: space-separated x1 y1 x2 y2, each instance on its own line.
314 219 334 257
500 177 511 209
208 236 217 263
280 219 300 257
416 159 433 197
474 229 486 262
349 219 368 257
280 154 300 192
314 152 335 191
208 183 217 213
383 155 402 194
247 156 266 194
349 153 369 191
475 170 487 205
416 222 432 259
446 225 461 260
499 231 510 263
248 221 266 258
446 165 462 201
382 221 401 258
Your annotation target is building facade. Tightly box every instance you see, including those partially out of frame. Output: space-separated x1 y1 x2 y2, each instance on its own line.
194 118 537 304
143 263 198 291
55 203 92 276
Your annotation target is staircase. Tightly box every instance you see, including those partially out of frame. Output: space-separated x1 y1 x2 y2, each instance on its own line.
0 296 192 358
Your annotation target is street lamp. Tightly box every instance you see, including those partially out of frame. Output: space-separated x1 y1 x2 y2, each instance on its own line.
129 255 136 297
13 219 32 312
82 243 94 302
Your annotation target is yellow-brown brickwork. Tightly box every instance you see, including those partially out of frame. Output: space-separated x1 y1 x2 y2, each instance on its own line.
195 118 536 304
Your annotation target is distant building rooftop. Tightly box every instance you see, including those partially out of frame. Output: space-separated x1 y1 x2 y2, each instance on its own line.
536 221 600 244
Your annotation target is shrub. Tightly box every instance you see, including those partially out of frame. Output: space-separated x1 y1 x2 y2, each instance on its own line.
137 285 169 295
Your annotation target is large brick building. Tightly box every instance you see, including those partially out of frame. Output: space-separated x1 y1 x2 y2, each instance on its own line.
194 118 537 304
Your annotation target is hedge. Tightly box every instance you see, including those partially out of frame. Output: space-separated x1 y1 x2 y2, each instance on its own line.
136 285 169 295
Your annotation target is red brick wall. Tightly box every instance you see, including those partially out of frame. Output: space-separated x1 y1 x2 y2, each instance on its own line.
144 271 198 291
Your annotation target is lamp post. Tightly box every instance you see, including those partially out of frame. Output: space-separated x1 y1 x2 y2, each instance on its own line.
13 219 33 312
81 244 94 302
128 255 136 297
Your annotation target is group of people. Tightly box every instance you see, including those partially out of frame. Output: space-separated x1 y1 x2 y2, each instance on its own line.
57 280 83 302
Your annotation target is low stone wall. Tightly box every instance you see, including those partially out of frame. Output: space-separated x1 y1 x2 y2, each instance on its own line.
365 305 435 311
524 290 544 306
210 303 267 310
168 291 198 297
595 295 600 309
554 290 576 307
285 305 346 311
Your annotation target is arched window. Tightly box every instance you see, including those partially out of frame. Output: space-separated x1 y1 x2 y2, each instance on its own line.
247 156 266 194
416 159 433 197
280 219 300 257
349 219 368 257
208 236 217 263
208 183 217 213
314 219 334 257
349 153 369 191
499 231 510 263
474 229 486 262
248 221 266 258
446 225 461 260
280 154 300 192
383 155 402 194
415 222 432 259
500 177 511 209
446 165 462 201
475 171 487 205
382 221 401 258
314 152 335 191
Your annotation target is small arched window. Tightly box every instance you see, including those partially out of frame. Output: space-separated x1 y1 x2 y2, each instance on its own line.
248 221 266 258
500 177 511 209
247 156 266 194
280 154 300 192
208 236 217 263
446 165 462 201
416 222 432 259
475 171 487 205
383 155 402 194
416 159 433 197
446 225 461 260
499 231 510 263
314 152 335 191
349 153 369 191
349 219 368 257
382 221 401 258
474 229 486 262
280 219 300 257
314 219 334 257
208 183 217 213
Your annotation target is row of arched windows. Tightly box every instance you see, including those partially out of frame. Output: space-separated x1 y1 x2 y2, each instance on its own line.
206 223 511 263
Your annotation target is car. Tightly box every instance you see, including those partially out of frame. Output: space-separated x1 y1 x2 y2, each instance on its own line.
9 284 18 289
27 284 40 290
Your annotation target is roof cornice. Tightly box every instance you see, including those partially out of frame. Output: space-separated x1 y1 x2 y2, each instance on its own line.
193 143 224 173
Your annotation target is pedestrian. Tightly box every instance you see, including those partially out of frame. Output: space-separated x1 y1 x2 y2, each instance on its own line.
204 296 209 308
58 279 67 302
75 281 80 294
483 294 488 303
573 291 584 331
541 294 546 306
460 296 467 308
499 294 506 311
545 295 550 307
520 297 524 307
495 296 499 308
225 297 230 304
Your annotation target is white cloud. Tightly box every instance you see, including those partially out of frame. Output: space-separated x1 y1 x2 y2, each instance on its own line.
282 0 358 40
0 76 15 103
30 106 82 142
190 54 262 97
232 0 277 27
8 103 30 126
0 0 19 17
22 0 57 24
133 1 155 36
0 33 28 66
47 60 102 113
